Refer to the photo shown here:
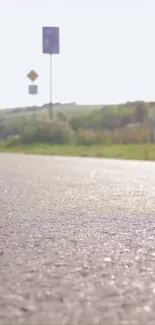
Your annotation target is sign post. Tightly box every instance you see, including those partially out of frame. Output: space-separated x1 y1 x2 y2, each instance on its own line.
42 26 60 120
50 54 52 120
27 70 39 119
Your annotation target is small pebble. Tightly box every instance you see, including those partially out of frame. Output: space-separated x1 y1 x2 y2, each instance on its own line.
104 257 111 262
143 305 151 312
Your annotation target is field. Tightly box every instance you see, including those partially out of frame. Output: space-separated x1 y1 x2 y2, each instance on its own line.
0 143 155 161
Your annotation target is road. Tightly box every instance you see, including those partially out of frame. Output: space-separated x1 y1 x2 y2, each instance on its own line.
0 153 155 325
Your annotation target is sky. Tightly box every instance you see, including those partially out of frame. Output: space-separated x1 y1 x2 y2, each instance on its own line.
0 0 155 109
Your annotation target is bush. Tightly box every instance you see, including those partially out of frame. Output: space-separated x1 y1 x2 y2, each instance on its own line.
19 119 75 145
76 129 112 145
107 124 149 144
76 130 98 145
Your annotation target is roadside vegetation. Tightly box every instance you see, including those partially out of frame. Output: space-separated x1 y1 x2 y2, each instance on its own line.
0 101 155 161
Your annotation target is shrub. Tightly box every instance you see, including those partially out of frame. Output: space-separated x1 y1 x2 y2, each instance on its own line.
19 119 75 145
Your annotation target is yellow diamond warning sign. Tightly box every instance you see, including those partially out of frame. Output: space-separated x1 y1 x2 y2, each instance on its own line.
27 70 39 82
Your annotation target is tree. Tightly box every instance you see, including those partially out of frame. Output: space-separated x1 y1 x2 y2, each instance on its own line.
134 102 146 123
120 114 133 127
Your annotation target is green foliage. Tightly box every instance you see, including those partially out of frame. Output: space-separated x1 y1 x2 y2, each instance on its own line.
56 111 67 122
5 136 21 147
76 130 104 145
0 100 154 146
134 102 147 123
18 119 75 145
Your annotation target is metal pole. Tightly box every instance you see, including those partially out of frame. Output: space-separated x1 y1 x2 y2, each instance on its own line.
32 80 36 121
49 54 52 120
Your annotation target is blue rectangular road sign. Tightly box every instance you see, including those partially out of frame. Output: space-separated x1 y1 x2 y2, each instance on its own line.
42 27 60 54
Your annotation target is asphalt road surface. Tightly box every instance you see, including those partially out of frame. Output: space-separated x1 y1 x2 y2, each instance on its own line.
0 153 155 325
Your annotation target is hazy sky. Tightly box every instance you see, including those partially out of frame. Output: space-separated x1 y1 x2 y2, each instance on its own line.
0 0 155 108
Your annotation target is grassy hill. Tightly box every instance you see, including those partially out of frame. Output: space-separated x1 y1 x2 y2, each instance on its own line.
0 100 154 120
0 103 104 121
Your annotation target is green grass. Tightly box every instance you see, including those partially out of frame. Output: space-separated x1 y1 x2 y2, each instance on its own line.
0 143 155 161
